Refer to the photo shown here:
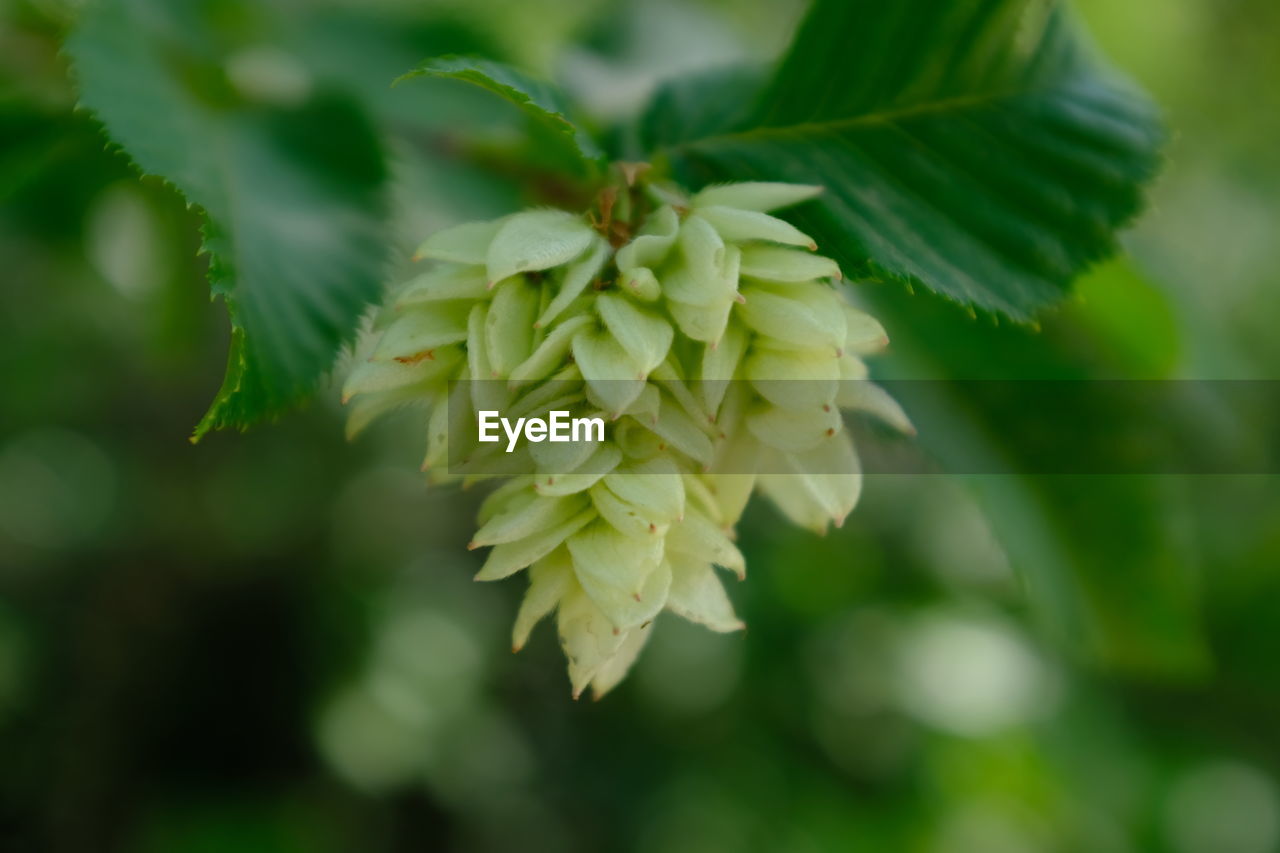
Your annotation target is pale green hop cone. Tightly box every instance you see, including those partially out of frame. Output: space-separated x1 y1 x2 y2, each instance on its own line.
344 179 909 698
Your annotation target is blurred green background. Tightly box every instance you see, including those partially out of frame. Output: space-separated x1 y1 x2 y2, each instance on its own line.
3 1 1280 851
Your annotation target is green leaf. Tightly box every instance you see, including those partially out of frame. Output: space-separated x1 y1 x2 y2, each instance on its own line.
401 55 605 169
645 0 1165 320
637 65 765 154
66 0 389 440
868 283 1208 678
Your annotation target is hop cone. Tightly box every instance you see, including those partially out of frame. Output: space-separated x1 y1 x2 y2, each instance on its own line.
344 179 909 698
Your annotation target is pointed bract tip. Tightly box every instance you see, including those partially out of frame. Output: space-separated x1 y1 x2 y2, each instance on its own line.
619 162 651 186
734 292 747 304
466 541 480 551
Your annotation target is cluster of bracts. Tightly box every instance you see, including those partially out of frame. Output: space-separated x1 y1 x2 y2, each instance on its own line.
345 181 909 698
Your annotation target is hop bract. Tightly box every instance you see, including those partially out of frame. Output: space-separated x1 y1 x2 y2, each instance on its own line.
344 179 910 698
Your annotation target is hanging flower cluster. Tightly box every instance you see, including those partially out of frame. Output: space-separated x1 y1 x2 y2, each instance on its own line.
344 179 909 698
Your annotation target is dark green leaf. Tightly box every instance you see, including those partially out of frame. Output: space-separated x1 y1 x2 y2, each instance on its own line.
66 0 389 440
402 55 605 170
645 0 1165 320
637 65 764 154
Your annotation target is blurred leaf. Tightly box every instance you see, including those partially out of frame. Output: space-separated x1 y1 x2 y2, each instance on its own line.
1065 257 1180 377
402 55 605 172
646 0 1165 320
284 12 507 130
636 65 764 154
66 0 389 440
869 283 1209 677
